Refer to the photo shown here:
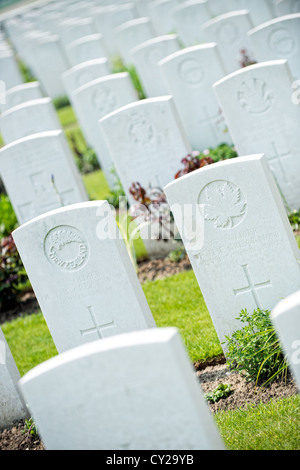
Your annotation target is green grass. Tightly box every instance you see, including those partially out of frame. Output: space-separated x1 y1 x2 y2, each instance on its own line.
82 169 111 201
57 105 77 128
216 395 300 450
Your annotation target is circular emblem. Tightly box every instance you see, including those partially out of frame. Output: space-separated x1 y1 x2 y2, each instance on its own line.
145 47 163 66
44 225 89 272
217 22 238 44
91 87 116 116
178 59 204 85
268 28 296 56
198 180 247 229
237 77 274 114
127 113 154 146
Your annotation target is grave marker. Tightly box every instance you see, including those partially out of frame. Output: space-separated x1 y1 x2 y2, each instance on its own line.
0 98 61 145
159 43 232 151
0 81 43 114
248 13 300 81
0 130 88 224
201 10 254 74
62 59 111 96
149 0 181 36
164 155 300 351
0 51 23 89
18 328 225 450
131 34 181 98
12 201 156 354
213 60 300 211
0 327 28 431
65 34 108 68
271 290 300 389
172 0 211 47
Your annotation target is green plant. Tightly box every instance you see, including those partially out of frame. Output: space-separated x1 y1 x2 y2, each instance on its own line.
68 130 100 174
167 247 186 263
200 143 238 163
53 95 71 110
106 168 126 208
23 417 38 439
205 383 233 403
224 308 288 387
289 209 300 231
0 195 18 238
0 234 30 312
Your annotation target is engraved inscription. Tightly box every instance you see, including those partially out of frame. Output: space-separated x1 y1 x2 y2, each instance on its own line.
233 264 272 309
178 59 204 85
44 225 89 272
237 78 274 114
91 87 116 116
127 112 155 146
198 180 247 229
268 28 296 56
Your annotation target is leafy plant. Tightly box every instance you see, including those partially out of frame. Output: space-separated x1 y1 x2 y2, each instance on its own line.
23 417 38 439
167 247 186 263
0 234 29 312
288 208 300 231
205 383 233 403
200 143 238 163
224 308 288 387
106 168 126 208
0 195 18 238
68 131 100 174
53 95 71 110
175 153 214 179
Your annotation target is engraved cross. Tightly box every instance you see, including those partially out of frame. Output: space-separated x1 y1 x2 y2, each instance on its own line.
80 306 116 339
233 265 272 309
198 106 225 142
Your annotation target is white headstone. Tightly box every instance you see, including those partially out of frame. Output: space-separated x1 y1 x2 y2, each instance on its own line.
0 81 43 114
201 10 255 74
159 43 232 152
207 0 237 17
32 36 69 98
248 13 300 81
0 130 88 224
58 17 98 48
114 17 156 65
62 58 111 97
0 51 23 90
92 3 138 56
0 98 61 145
131 34 181 98
164 154 300 352
0 327 28 431
71 73 139 187
18 327 225 450
149 0 181 35
236 0 276 26
172 0 212 46
65 34 108 68
213 60 300 211
99 96 191 205
12 201 156 354
275 0 300 16
271 290 300 389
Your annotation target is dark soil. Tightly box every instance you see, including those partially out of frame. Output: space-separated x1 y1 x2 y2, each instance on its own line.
0 251 298 450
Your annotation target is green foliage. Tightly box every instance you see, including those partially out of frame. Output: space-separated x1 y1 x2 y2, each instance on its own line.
106 168 126 208
17 59 36 83
0 234 30 312
205 383 233 403
126 64 146 100
53 95 71 110
0 195 18 238
200 143 238 163
67 130 100 174
289 209 300 231
23 417 38 439
167 247 186 263
224 308 288 386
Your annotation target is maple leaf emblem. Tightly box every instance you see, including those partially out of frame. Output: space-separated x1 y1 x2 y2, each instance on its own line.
203 182 247 229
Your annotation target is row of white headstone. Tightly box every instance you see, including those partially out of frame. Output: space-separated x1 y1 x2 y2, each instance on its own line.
0 0 300 450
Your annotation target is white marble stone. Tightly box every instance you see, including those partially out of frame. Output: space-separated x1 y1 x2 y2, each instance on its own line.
164 154 300 352
271 290 300 389
0 81 43 114
0 51 23 90
31 35 69 98
148 0 181 35
92 3 138 57
172 0 211 46
248 13 300 81
58 17 98 48
131 34 181 98
0 98 61 145
275 0 300 16
62 58 110 97
114 17 156 65
159 43 232 151
18 327 225 450
71 73 139 187
13 201 156 354
65 34 108 68
0 130 88 225
235 0 276 26
99 96 191 205
0 328 28 431
213 60 300 211
201 10 255 74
